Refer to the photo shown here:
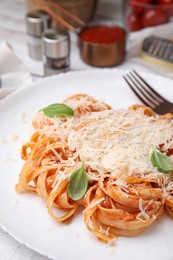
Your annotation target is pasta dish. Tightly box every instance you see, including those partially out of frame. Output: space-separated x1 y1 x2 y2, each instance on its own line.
16 94 173 243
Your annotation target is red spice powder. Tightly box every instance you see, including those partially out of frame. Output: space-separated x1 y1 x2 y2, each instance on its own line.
79 25 126 44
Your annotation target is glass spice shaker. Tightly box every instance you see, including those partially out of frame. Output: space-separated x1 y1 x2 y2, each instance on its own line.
43 29 70 76
26 10 51 60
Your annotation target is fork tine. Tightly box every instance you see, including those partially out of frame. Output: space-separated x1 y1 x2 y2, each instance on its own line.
123 75 155 109
129 72 159 107
132 70 164 103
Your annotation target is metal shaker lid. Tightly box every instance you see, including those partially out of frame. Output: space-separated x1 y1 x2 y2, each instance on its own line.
43 29 70 59
26 10 51 37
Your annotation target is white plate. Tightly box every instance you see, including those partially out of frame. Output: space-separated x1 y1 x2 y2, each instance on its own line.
0 69 173 260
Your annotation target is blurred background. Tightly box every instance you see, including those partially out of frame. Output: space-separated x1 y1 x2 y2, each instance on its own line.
0 0 124 77
0 0 122 31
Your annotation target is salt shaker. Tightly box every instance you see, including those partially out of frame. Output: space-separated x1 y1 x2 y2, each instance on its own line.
26 10 51 60
43 29 70 76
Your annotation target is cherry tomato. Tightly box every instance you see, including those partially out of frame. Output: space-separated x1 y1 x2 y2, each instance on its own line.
142 8 168 27
128 0 153 13
158 0 173 4
127 12 143 31
158 0 173 16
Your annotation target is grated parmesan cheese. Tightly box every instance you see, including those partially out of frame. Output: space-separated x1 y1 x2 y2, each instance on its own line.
67 109 173 177
34 107 173 183
137 198 154 221
48 144 63 163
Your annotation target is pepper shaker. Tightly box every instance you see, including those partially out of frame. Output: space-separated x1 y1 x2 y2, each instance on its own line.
43 29 70 76
26 10 51 60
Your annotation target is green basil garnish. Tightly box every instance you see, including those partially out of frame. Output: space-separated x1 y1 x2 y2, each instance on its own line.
67 162 88 201
151 145 173 174
40 103 74 117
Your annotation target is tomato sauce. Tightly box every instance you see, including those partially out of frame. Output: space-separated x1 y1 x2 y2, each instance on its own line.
79 25 126 44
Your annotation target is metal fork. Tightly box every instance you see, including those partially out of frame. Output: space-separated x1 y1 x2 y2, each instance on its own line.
123 70 173 115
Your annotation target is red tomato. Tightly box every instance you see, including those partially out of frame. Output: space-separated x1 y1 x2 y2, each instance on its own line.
127 12 143 31
158 0 173 4
158 0 173 16
142 9 168 27
128 0 153 13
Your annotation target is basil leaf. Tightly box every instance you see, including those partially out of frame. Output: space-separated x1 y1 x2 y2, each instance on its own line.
40 103 74 117
67 162 88 201
151 145 173 174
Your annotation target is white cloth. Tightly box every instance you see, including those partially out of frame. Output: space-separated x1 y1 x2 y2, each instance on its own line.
0 41 32 99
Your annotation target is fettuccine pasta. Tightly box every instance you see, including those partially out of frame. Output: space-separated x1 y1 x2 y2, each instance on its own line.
16 94 173 243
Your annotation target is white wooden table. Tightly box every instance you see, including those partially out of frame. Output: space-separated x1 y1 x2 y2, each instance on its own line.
0 1 173 259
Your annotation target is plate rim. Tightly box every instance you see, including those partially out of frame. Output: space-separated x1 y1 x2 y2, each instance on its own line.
0 68 172 108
